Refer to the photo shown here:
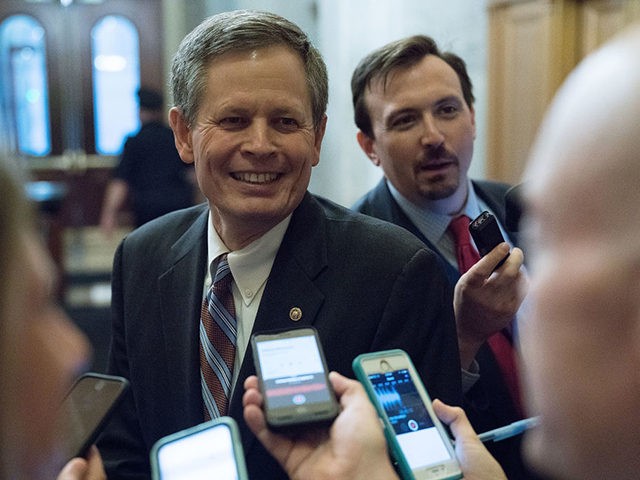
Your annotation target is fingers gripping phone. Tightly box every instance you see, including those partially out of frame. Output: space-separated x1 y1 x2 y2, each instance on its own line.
251 326 339 431
150 417 248 480
55 372 129 462
469 211 509 268
353 350 462 480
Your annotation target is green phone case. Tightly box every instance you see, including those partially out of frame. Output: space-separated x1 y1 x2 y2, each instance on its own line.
352 349 462 480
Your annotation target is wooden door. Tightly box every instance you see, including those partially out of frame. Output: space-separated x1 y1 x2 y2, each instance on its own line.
1 0 165 286
1 0 164 226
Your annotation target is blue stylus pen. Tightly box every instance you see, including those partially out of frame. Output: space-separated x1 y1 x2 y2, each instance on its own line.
477 417 540 442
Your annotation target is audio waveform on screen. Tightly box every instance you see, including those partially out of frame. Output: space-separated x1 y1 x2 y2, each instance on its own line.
374 385 403 410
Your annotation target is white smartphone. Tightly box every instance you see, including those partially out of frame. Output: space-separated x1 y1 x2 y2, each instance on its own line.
251 326 339 431
353 349 462 480
150 417 248 480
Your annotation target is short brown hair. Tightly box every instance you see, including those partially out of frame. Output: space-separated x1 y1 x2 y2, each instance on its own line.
351 35 475 138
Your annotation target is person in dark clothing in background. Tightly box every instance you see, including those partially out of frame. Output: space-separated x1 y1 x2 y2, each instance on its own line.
100 87 194 235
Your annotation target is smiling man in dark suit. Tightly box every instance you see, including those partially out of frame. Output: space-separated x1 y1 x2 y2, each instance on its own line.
97 12 461 480
351 36 533 479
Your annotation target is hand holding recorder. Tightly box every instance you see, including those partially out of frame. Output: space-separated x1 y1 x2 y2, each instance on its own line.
243 371 400 480
243 360 506 480
455 212 527 368
353 349 462 480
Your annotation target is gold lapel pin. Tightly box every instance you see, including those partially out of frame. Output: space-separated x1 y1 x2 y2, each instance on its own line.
289 307 302 321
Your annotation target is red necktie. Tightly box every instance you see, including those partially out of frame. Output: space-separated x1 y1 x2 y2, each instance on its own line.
449 215 523 417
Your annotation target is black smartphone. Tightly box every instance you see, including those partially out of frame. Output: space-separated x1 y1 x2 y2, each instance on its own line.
251 326 339 431
469 211 509 267
150 417 248 480
55 372 129 462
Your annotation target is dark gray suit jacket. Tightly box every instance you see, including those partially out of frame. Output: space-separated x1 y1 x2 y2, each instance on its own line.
353 179 539 480
98 192 462 479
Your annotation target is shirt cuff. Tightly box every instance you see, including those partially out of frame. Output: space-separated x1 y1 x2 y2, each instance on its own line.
461 359 480 393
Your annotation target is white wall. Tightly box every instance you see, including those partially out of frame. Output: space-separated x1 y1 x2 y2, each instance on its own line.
162 0 488 207
314 0 488 206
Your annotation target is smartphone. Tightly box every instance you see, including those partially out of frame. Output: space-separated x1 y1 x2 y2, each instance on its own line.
251 326 339 431
150 417 248 480
469 211 509 268
353 350 462 480
55 372 129 462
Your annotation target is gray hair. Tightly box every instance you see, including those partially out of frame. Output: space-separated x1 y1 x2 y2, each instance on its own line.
171 10 328 128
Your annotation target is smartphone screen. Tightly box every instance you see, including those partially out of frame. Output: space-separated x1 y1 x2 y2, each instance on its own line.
354 350 461 480
369 368 453 470
56 373 129 462
152 419 247 480
252 327 339 429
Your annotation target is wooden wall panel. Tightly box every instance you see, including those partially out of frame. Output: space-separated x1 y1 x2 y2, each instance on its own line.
486 0 637 184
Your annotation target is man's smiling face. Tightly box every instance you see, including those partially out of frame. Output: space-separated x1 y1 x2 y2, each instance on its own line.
173 45 325 247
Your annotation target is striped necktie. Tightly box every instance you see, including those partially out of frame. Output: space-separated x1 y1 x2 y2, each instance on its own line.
199 253 237 419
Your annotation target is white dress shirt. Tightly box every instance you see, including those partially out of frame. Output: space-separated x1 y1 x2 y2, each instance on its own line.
204 212 291 390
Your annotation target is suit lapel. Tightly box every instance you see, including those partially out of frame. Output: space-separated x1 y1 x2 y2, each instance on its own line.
154 196 331 454
228 193 327 454
157 206 209 426
370 181 461 284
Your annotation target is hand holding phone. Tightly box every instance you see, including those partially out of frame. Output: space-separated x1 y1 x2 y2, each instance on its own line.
243 371 401 480
469 211 509 268
55 372 129 463
151 417 248 480
251 326 339 431
353 350 462 480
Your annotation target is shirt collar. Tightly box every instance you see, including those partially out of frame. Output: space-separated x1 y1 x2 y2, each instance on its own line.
206 212 291 306
387 178 485 244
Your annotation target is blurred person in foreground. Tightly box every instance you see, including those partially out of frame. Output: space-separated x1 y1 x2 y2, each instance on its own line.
0 158 105 479
97 10 461 479
244 23 640 480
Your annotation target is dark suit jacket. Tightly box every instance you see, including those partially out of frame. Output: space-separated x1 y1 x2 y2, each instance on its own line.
98 192 462 479
353 179 539 480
